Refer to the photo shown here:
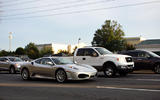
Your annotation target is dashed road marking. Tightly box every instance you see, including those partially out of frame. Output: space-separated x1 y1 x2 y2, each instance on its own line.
96 86 160 92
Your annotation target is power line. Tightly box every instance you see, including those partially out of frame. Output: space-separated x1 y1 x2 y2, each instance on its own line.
1 0 89 11
0 0 42 7
1 0 160 20
0 0 115 17
0 0 88 7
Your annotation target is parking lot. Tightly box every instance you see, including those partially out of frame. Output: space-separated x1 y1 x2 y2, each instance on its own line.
0 71 160 100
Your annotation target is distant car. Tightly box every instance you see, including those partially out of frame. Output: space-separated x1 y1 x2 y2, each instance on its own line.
119 50 160 74
0 56 24 73
20 57 97 83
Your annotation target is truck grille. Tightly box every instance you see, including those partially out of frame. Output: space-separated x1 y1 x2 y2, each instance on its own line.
125 57 133 62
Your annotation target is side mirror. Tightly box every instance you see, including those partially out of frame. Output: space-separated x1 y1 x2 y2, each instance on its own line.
91 52 98 57
31 62 34 65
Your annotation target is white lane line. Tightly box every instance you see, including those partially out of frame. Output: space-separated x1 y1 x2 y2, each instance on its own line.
96 86 160 92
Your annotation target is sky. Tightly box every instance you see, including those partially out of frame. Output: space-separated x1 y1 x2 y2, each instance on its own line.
0 0 160 51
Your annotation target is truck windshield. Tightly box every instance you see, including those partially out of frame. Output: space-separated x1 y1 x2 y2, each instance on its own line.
52 58 74 65
95 48 112 55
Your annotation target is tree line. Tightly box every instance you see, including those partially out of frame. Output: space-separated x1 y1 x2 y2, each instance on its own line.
0 20 135 59
0 43 53 59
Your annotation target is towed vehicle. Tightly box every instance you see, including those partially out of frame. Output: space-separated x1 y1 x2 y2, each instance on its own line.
20 57 97 83
0 56 24 73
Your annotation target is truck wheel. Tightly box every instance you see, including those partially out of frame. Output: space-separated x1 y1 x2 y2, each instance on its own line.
154 64 160 74
56 69 67 83
119 72 128 76
9 66 16 74
103 64 116 77
21 69 30 80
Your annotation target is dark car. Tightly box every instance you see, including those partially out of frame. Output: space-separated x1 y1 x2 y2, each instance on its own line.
119 50 160 74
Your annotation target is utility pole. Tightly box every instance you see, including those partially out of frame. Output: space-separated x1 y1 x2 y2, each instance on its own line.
78 38 81 48
9 32 13 51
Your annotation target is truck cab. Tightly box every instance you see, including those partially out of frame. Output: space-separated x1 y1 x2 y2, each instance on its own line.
74 47 134 77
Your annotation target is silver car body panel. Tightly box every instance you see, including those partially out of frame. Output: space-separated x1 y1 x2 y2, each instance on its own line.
21 57 97 80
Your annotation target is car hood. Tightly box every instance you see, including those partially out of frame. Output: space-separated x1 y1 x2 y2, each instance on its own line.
57 64 97 72
11 61 26 65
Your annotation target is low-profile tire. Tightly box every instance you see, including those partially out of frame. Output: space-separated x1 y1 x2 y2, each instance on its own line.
9 66 16 74
154 64 160 74
21 69 30 80
119 72 128 76
103 64 116 78
56 69 67 83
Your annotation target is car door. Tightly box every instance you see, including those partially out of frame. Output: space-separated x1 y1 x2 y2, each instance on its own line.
74 48 86 64
0 58 10 70
82 48 100 66
138 51 152 70
33 58 54 77
74 48 100 66
0 58 4 69
136 51 151 70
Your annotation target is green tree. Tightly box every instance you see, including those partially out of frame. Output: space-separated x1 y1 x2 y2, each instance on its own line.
15 47 25 55
57 49 72 56
0 50 15 56
125 44 136 50
91 20 126 52
40 47 53 57
25 43 39 59
0 50 9 56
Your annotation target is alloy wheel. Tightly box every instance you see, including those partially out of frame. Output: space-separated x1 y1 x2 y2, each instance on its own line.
56 69 67 83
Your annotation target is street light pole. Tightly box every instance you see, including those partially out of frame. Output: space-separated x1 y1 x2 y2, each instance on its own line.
78 38 81 48
9 32 13 51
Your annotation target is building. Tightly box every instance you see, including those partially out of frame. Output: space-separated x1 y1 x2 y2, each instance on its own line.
36 43 86 54
125 37 146 46
136 39 160 53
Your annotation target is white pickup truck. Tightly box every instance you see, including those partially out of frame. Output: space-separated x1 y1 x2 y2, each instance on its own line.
72 47 134 77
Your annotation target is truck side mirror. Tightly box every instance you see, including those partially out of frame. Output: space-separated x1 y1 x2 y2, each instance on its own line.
92 52 98 57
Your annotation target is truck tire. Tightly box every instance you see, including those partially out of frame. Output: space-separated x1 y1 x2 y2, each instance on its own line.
103 64 116 77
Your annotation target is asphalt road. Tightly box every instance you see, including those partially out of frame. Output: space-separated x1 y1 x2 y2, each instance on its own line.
0 71 160 100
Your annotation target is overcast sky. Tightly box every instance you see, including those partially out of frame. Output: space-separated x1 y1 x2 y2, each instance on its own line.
0 0 160 51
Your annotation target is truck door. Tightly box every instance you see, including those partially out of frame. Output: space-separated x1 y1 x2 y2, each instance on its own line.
74 48 100 66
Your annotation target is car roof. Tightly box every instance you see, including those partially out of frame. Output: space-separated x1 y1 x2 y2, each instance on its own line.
123 50 150 53
79 47 104 49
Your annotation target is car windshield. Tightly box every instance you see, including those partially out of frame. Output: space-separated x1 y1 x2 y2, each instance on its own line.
95 48 112 55
9 57 23 62
148 51 160 57
51 58 74 65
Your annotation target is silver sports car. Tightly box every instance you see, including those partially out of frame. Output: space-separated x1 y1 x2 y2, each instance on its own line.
20 57 97 83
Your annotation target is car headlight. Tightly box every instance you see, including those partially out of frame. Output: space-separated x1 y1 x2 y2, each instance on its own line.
69 66 79 70
15 63 21 68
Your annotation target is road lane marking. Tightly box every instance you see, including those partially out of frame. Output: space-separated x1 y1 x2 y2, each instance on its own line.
0 83 94 88
96 86 160 92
